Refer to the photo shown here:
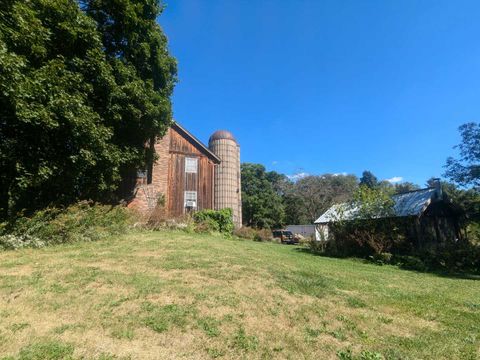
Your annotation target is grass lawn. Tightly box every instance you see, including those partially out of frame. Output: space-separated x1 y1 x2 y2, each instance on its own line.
0 231 479 359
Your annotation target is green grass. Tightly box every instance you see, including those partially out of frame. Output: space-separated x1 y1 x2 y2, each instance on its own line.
0 231 479 359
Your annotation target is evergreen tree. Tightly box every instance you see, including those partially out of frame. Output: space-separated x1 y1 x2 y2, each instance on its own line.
359 170 379 189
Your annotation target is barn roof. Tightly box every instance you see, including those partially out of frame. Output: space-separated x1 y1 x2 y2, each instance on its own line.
314 187 440 224
172 122 221 164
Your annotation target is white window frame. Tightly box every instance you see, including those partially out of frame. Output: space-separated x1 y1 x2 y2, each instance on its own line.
185 157 198 173
184 191 197 209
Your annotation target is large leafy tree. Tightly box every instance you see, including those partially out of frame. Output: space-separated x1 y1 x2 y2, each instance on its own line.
284 174 358 224
0 0 176 218
445 122 480 188
80 0 176 150
241 163 286 229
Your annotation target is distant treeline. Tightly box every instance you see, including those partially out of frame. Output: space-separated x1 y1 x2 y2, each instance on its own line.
241 123 480 233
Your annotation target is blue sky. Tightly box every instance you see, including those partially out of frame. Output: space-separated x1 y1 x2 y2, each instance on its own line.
160 0 480 186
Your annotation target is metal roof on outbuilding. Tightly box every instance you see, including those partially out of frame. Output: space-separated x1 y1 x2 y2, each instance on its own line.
314 188 439 224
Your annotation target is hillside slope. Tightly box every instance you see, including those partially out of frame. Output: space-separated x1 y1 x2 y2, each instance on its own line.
0 232 479 359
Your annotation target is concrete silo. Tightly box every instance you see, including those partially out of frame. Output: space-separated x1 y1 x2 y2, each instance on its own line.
208 130 242 228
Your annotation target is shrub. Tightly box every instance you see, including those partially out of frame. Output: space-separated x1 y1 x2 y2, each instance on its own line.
253 233 262 242
323 219 480 274
233 226 272 242
256 228 273 241
233 226 257 240
307 238 327 254
1 201 132 250
143 206 168 229
419 243 480 274
0 234 45 250
370 252 393 265
394 255 426 272
193 208 234 235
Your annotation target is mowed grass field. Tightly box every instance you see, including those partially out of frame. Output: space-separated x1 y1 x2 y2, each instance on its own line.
0 232 479 360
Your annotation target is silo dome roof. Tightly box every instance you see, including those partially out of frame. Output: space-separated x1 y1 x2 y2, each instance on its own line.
209 130 237 143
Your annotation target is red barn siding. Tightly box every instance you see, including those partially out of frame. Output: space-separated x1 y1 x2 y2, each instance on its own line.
129 124 218 218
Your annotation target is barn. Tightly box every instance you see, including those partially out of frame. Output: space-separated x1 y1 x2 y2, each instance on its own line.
128 122 242 227
314 181 463 249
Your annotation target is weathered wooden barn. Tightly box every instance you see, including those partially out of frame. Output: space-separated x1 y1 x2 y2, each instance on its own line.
314 181 463 249
128 122 242 227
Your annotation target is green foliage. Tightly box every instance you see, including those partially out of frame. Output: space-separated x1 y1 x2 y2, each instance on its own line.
193 208 234 235
352 185 395 219
1 201 132 249
394 182 420 193
241 163 286 228
395 255 427 272
0 0 176 219
426 178 480 244
359 171 379 189
327 186 397 257
445 122 480 188
284 173 358 224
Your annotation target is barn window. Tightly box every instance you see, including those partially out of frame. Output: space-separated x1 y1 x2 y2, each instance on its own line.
184 191 197 209
136 169 148 185
137 170 147 179
185 157 198 173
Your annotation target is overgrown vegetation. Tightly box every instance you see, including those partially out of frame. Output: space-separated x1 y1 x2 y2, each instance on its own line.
0 201 132 250
308 184 480 274
233 226 273 242
0 231 478 359
324 186 399 258
193 208 234 235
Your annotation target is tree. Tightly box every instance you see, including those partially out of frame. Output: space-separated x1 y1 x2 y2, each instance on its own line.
427 178 480 222
445 122 480 188
394 182 420 193
352 185 395 219
0 0 176 218
241 163 285 229
80 0 177 186
284 174 358 224
359 170 379 189
327 185 398 257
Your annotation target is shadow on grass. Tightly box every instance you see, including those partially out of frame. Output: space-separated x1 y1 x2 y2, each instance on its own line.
292 246 480 281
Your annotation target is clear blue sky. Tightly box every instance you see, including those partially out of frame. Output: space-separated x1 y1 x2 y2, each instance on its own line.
160 0 480 186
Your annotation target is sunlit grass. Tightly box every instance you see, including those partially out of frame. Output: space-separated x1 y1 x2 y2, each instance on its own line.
0 231 479 359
